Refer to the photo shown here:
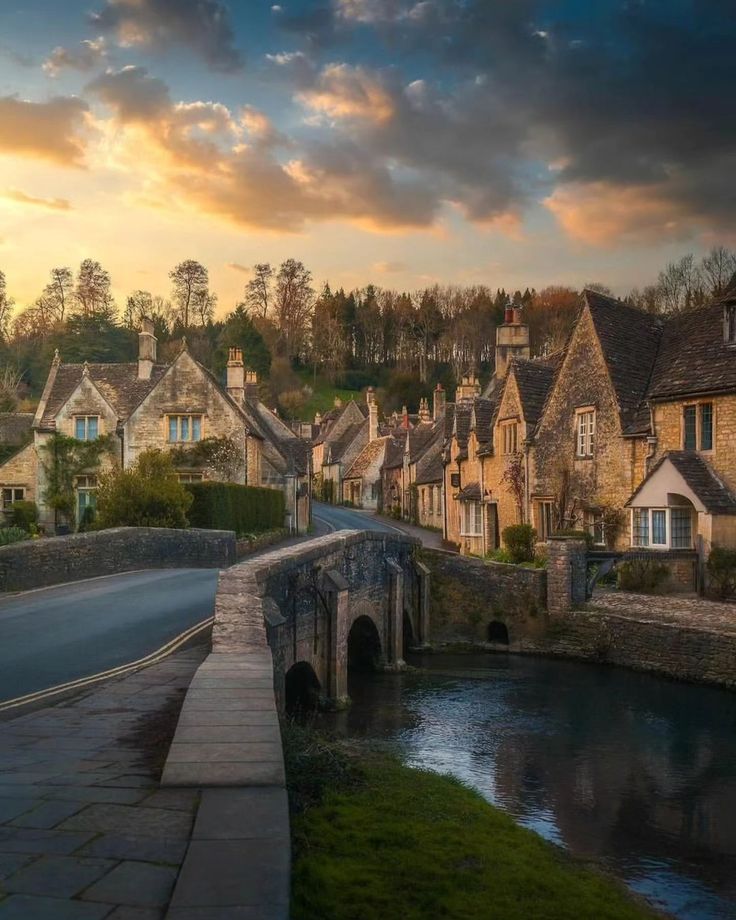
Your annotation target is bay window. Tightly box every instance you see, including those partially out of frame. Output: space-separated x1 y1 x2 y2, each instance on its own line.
630 507 693 549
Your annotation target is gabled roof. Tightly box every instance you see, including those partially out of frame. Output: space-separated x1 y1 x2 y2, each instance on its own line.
383 432 408 469
324 420 366 464
38 362 169 429
246 400 309 475
648 299 736 401
344 436 388 481
584 290 663 431
407 424 437 462
415 439 443 484
471 398 494 444
627 450 736 514
511 358 558 428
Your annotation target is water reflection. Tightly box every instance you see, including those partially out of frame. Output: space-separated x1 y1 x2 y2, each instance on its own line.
315 654 736 920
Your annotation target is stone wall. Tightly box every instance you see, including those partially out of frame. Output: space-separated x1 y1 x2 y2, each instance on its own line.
422 548 547 647
543 609 736 689
0 526 236 592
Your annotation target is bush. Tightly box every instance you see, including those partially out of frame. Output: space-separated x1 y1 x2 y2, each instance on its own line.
0 526 29 546
185 481 285 535
96 450 192 529
555 528 594 548
9 500 38 531
502 523 537 564
617 557 669 593
706 546 736 599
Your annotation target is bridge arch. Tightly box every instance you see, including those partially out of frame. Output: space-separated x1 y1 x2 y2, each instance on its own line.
347 615 383 673
487 620 510 646
284 661 322 714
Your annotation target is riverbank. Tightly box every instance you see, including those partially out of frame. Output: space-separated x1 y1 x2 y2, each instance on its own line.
284 723 661 920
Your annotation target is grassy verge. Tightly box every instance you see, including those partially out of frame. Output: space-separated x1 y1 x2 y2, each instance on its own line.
286 723 660 920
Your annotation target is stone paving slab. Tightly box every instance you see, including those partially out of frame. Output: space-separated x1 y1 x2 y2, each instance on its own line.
590 588 736 634
0 647 206 919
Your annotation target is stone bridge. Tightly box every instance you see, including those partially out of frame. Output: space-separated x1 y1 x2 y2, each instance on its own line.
160 530 428 918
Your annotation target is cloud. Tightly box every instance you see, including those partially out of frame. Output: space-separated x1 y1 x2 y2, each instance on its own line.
297 64 395 123
43 38 107 77
87 66 171 123
1 189 72 211
227 262 250 274
90 0 243 72
0 96 89 166
373 260 407 273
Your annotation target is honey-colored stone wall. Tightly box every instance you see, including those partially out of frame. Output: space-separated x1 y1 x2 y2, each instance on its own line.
0 443 38 504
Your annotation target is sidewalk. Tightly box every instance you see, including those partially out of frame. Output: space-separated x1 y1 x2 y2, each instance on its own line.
369 513 448 550
0 646 207 919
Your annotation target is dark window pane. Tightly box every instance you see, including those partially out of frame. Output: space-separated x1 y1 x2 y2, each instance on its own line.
671 508 692 548
700 403 713 451
683 406 697 450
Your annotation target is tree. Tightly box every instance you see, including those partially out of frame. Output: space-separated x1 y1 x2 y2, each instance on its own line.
215 304 271 380
170 260 210 328
192 289 217 327
123 290 154 328
244 263 273 318
274 259 314 360
38 267 73 325
700 246 736 298
0 364 22 412
73 259 114 319
0 270 14 339
96 449 192 529
656 254 705 314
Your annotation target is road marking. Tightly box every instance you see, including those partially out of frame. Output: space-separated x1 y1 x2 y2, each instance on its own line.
0 615 214 713
313 514 336 533
0 568 164 602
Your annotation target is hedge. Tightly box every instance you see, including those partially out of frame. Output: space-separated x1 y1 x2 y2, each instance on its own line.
185 482 285 535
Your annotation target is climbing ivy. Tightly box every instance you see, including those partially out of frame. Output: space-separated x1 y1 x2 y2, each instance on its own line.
40 432 117 525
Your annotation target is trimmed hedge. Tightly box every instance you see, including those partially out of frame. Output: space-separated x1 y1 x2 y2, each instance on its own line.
185 481 285 535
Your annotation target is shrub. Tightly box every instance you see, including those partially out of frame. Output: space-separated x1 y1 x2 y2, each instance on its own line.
96 450 192 529
706 546 736 599
0 526 29 546
617 557 669 593
555 528 594 548
9 500 38 531
185 481 285 535
502 523 537 564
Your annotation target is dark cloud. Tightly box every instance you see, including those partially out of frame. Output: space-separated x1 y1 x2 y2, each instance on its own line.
87 66 171 123
90 0 243 72
43 39 107 77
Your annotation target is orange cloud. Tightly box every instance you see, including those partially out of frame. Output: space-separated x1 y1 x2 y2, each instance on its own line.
544 181 695 245
297 64 395 123
2 189 72 211
0 96 89 166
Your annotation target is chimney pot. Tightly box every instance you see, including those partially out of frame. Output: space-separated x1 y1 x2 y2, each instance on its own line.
138 316 157 380
504 307 514 324
512 306 522 324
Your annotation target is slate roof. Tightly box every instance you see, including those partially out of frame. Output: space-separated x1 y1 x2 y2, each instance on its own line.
472 398 495 444
407 424 437 462
647 299 736 401
584 290 663 431
457 481 481 502
415 441 443 484
325 420 366 464
627 450 736 514
39 363 169 429
344 437 387 480
247 400 309 475
511 358 557 428
0 413 33 444
383 432 408 469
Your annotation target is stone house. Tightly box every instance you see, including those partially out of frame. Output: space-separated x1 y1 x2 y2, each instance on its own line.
0 413 34 516
0 321 310 533
311 396 369 503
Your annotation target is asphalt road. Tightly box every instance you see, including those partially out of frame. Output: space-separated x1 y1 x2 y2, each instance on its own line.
312 500 403 534
0 568 219 705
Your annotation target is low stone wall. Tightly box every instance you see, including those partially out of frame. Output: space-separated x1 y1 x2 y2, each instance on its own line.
0 526 236 592
235 528 289 559
422 549 547 647
544 609 736 689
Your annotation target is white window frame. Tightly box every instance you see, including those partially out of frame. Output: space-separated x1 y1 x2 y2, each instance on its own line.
576 408 595 458
629 507 694 550
1 487 25 510
74 416 99 441
167 414 203 443
178 471 204 483
460 501 483 537
584 509 606 547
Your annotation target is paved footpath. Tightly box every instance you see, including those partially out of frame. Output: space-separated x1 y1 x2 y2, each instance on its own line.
590 589 736 635
0 646 207 920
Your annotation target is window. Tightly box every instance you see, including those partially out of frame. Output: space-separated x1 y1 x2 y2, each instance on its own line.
576 410 595 457
537 500 554 541
683 403 713 451
631 507 694 550
178 472 204 483
75 416 99 441
584 510 606 546
726 306 736 344
461 502 482 536
421 488 427 514
502 422 519 456
435 485 442 516
1 487 24 510
168 415 202 443
76 475 97 524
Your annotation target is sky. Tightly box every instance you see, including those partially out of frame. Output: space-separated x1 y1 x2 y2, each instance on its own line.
0 0 734 313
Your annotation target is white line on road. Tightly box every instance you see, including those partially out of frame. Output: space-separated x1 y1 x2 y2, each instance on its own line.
0 615 214 713
313 514 336 533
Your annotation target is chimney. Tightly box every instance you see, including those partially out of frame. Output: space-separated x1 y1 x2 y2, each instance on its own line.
138 317 157 380
334 396 343 408
366 386 376 407
401 404 410 429
244 369 260 402
315 411 322 426
419 397 431 424
495 307 530 381
456 373 481 402
433 383 446 420
226 347 245 403
369 401 379 442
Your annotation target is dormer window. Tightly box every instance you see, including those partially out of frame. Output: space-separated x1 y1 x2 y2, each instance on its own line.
725 305 736 344
75 416 99 441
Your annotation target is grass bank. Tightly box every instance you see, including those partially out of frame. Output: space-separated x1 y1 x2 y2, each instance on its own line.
286 724 660 920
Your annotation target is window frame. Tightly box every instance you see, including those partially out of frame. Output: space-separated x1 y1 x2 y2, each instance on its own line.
167 414 203 443
630 506 693 550
536 499 554 542
575 408 596 458
460 501 483 537
177 471 204 484
500 420 519 456
1 487 25 510
682 401 714 452
74 415 100 441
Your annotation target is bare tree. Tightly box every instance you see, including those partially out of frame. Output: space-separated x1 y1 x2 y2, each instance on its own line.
0 364 22 412
36 267 73 325
0 270 14 339
700 246 736 298
656 254 705 314
73 259 114 318
192 289 217 327
244 263 273 319
274 259 314 359
124 290 154 328
170 260 210 328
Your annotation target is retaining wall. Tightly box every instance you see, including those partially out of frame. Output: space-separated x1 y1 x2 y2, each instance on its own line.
0 527 236 592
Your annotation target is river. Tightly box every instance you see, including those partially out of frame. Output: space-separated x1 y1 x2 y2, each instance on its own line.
315 653 736 920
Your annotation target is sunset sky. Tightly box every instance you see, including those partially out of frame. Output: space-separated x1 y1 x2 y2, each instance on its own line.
0 0 733 312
